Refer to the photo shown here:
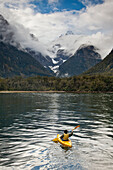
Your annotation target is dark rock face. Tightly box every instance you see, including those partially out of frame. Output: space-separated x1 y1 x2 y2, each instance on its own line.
84 49 113 75
58 45 102 77
0 42 52 78
0 14 53 77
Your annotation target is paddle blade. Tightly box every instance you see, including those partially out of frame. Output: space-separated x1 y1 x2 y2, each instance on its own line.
52 137 58 143
72 125 80 131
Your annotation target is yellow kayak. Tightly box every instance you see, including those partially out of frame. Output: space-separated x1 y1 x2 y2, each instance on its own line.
52 126 80 147
57 134 72 148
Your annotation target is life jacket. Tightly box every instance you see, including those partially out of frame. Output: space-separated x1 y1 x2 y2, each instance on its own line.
63 133 69 141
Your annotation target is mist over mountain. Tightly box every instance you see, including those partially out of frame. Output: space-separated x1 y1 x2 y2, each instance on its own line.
0 42 52 78
47 34 103 74
0 14 113 78
58 45 102 77
0 14 53 77
0 14 54 75
0 14 21 48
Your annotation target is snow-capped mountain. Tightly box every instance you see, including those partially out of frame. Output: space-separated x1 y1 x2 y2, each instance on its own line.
1 14 111 77
58 45 102 77
0 14 54 74
47 33 103 74
0 14 53 77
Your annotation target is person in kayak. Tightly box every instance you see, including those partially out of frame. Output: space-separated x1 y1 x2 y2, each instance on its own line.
60 130 73 141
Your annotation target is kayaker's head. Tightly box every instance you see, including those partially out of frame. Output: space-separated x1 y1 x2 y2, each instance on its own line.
64 130 68 134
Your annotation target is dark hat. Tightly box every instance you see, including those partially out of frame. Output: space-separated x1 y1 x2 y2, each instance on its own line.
64 130 68 134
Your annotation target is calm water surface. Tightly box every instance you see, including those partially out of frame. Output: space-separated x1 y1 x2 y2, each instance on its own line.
0 92 113 170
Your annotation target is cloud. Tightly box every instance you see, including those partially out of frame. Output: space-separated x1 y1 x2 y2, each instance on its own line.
0 0 113 58
78 0 113 33
10 23 48 56
48 0 59 4
79 0 104 7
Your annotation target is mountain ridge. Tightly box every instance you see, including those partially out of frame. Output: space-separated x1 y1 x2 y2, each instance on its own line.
58 45 102 77
0 42 52 78
83 49 113 75
0 14 54 77
0 13 112 78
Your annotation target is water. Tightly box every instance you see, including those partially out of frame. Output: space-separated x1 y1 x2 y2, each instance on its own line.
0 92 113 170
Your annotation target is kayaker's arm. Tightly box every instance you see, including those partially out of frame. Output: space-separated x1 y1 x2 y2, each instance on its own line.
69 131 73 137
60 134 64 139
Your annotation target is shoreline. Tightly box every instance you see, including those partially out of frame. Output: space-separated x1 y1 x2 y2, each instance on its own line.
0 90 113 94
0 90 65 93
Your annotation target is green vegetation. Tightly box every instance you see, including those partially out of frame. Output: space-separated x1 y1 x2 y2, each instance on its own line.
84 49 113 75
0 75 113 92
0 42 52 78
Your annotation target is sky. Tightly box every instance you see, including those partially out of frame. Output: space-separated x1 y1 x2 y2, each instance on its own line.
0 0 113 57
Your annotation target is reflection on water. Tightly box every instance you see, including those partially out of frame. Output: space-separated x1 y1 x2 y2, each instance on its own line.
0 93 113 169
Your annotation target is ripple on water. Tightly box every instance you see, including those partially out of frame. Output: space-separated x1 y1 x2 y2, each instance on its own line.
0 93 113 169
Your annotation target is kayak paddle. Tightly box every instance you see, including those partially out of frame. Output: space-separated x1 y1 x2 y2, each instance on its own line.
72 125 80 131
52 125 80 142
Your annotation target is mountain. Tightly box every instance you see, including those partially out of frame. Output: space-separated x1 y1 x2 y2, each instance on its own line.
1 14 112 78
0 14 21 48
47 33 105 74
0 42 52 78
57 45 102 77
26 48 54 75
0 14 53 72
83 49 113 75
47 34 82 73
0 14 53 77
